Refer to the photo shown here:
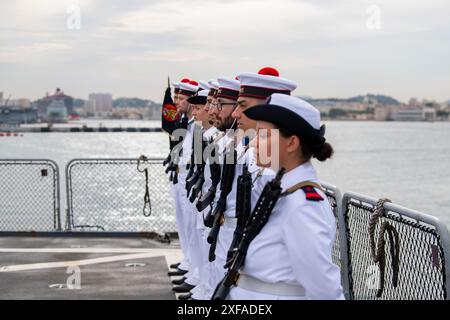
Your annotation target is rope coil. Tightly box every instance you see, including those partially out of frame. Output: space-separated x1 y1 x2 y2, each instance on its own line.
368 198 400 298
137 156 152 217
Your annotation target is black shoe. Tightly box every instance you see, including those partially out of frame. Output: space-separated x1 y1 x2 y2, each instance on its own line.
172 277 187 285
170 262 181 269
168 269 188 277
178 293 192 300
173 282 196 293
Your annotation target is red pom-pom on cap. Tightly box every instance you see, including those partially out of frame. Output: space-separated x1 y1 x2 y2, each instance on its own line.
189 80 199 86
235 76 239 80
258 67 279 77
181 78 190 83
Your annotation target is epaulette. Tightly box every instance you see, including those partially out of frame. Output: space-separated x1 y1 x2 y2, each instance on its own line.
301 186 324 201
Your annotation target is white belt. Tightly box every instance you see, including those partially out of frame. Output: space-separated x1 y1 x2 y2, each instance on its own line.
222 217 237 229
237 274 306 297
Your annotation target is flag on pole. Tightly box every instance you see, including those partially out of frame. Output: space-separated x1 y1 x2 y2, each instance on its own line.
161 77 179 134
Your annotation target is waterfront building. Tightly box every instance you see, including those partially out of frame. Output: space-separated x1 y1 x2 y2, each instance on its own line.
34 88 74 122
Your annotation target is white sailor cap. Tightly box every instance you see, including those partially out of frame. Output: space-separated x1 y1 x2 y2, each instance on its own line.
216 77 241 101
172 83 179 95
208 80 220 97
179 80 199 96
238 67 298 99
199 80 211 91
244 94 325 147
208 80 219 89
174 78 190 94
187 89 209 105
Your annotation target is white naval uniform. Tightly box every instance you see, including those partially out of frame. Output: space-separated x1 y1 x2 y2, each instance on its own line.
170 183 190 271
211 139 260 293
176 118 200 286
228 162 344 300
191 126 220 300
170 118 192 272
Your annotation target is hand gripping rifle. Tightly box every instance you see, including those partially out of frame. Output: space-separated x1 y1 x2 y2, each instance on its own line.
163 138 178 182
163 135 181 169
224 139 252 268
186 124 202 196
196 136 222 212
189 137 207 203
169 116 188 185
211 168 286 300
206 146 237 262
163 133 172 168
163 154 171 167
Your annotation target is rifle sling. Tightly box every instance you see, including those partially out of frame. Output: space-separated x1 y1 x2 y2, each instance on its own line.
280 181 324 197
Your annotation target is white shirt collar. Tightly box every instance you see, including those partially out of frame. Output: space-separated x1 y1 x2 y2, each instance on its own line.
280 161 318 191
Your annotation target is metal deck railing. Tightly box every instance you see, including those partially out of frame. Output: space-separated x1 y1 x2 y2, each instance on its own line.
1 157 449 300
0 159 61 232
66 158 176 233
342 192 450 300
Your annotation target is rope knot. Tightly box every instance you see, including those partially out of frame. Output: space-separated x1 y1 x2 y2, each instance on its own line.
137 157 152 217
369 198 400 298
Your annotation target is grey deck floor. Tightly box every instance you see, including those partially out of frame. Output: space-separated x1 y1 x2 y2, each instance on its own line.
0 236 182 300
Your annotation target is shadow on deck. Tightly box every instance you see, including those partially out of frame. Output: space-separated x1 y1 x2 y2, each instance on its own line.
0 236 182 300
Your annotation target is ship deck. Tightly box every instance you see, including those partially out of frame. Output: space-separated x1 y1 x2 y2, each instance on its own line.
0 235 182 300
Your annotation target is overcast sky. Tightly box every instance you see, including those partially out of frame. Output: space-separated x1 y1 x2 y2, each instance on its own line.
1 0 449 102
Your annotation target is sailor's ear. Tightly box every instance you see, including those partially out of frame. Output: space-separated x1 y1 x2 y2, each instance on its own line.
285 134 300 154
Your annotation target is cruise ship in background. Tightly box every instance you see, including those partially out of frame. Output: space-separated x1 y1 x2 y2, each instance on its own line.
34 88 77 123
0 88 79 126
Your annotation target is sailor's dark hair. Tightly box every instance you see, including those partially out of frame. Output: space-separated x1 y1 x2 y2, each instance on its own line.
278 125 334 162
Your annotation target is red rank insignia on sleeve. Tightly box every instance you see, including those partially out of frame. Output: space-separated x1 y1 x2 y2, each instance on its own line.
301 186 324 201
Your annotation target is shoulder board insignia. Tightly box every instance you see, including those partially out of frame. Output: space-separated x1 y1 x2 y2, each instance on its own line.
301 186 324 201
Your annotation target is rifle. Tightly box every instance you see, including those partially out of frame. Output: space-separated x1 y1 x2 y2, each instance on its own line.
169 115 188 185
207 145 237 262
212 168 286 300
163 154 171 167
224 138 252 268
185 124 202 194
196 137 222 212
189 138 208 203
165 139 178 182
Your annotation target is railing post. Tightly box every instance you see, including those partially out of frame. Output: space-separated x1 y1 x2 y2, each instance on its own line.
335 189 352 300
66 208 72 231
433 220 450 300
340 193 354 300
50 160 62 231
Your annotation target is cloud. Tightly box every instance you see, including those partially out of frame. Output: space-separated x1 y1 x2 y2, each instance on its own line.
0 0 449 101
0 0 95 29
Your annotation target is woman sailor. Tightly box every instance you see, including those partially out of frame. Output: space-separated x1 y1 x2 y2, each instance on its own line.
227 94 344 300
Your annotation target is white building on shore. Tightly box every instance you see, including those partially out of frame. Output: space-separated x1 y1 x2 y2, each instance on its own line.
88 93 113 117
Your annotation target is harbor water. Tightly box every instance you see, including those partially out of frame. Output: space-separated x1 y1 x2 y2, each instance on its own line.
1 120 449 228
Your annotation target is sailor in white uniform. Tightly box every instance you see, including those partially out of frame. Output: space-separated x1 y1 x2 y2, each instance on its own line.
205 77 241 293
228 94 345 300
171 79 201 292
168 79 191 276
184 84 228 300
232 66 298 192
211 67 298 289
190 81 222 300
